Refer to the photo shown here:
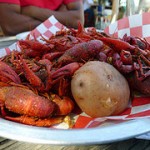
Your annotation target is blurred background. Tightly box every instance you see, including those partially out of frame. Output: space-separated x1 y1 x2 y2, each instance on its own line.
0 0 150 35
83 0 150 30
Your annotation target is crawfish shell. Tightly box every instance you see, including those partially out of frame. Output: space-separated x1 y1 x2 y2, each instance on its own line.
128 74 150 95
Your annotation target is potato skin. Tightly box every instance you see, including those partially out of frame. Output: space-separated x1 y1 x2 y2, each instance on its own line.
71 61 130 118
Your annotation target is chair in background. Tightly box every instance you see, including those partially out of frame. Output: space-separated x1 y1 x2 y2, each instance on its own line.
111 0 150 24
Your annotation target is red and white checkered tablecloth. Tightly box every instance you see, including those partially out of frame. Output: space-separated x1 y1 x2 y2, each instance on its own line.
0 14 150 134
30 15 65 40
104 12 150 43
73 96 150 129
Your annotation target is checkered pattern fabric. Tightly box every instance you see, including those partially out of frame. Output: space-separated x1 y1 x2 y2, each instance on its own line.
73 96 150 128
104 12 150 42
30 15 65 40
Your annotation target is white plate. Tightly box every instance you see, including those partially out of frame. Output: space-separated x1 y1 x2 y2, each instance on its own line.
0 118 150 145
16 31 30 40
2 28 150 144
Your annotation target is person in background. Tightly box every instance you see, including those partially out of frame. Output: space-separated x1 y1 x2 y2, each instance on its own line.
83 0 95 27
0 0 84 35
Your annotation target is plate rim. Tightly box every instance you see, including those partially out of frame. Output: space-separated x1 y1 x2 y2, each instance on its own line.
16 31 30 40
0 117 150 145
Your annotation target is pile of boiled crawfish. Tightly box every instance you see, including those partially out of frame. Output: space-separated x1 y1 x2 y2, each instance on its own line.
0 23 150 127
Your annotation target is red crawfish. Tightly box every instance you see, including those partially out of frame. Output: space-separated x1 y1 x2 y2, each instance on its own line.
55 40 104 67
0 85 74 127
0 61 21 84
18 39 52 58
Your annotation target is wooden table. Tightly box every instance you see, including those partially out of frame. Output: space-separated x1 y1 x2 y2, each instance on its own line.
0 137 150 150
0 38 150 150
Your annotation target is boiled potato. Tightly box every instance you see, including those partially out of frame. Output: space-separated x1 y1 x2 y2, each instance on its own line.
71 61 130 118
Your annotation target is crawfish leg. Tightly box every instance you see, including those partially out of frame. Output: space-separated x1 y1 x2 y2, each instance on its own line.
51 62 82 79
52 95 74 115
0 105 7 117
19 56 45 89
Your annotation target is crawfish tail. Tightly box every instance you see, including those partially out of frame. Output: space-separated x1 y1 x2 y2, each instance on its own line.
55 40 104 67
